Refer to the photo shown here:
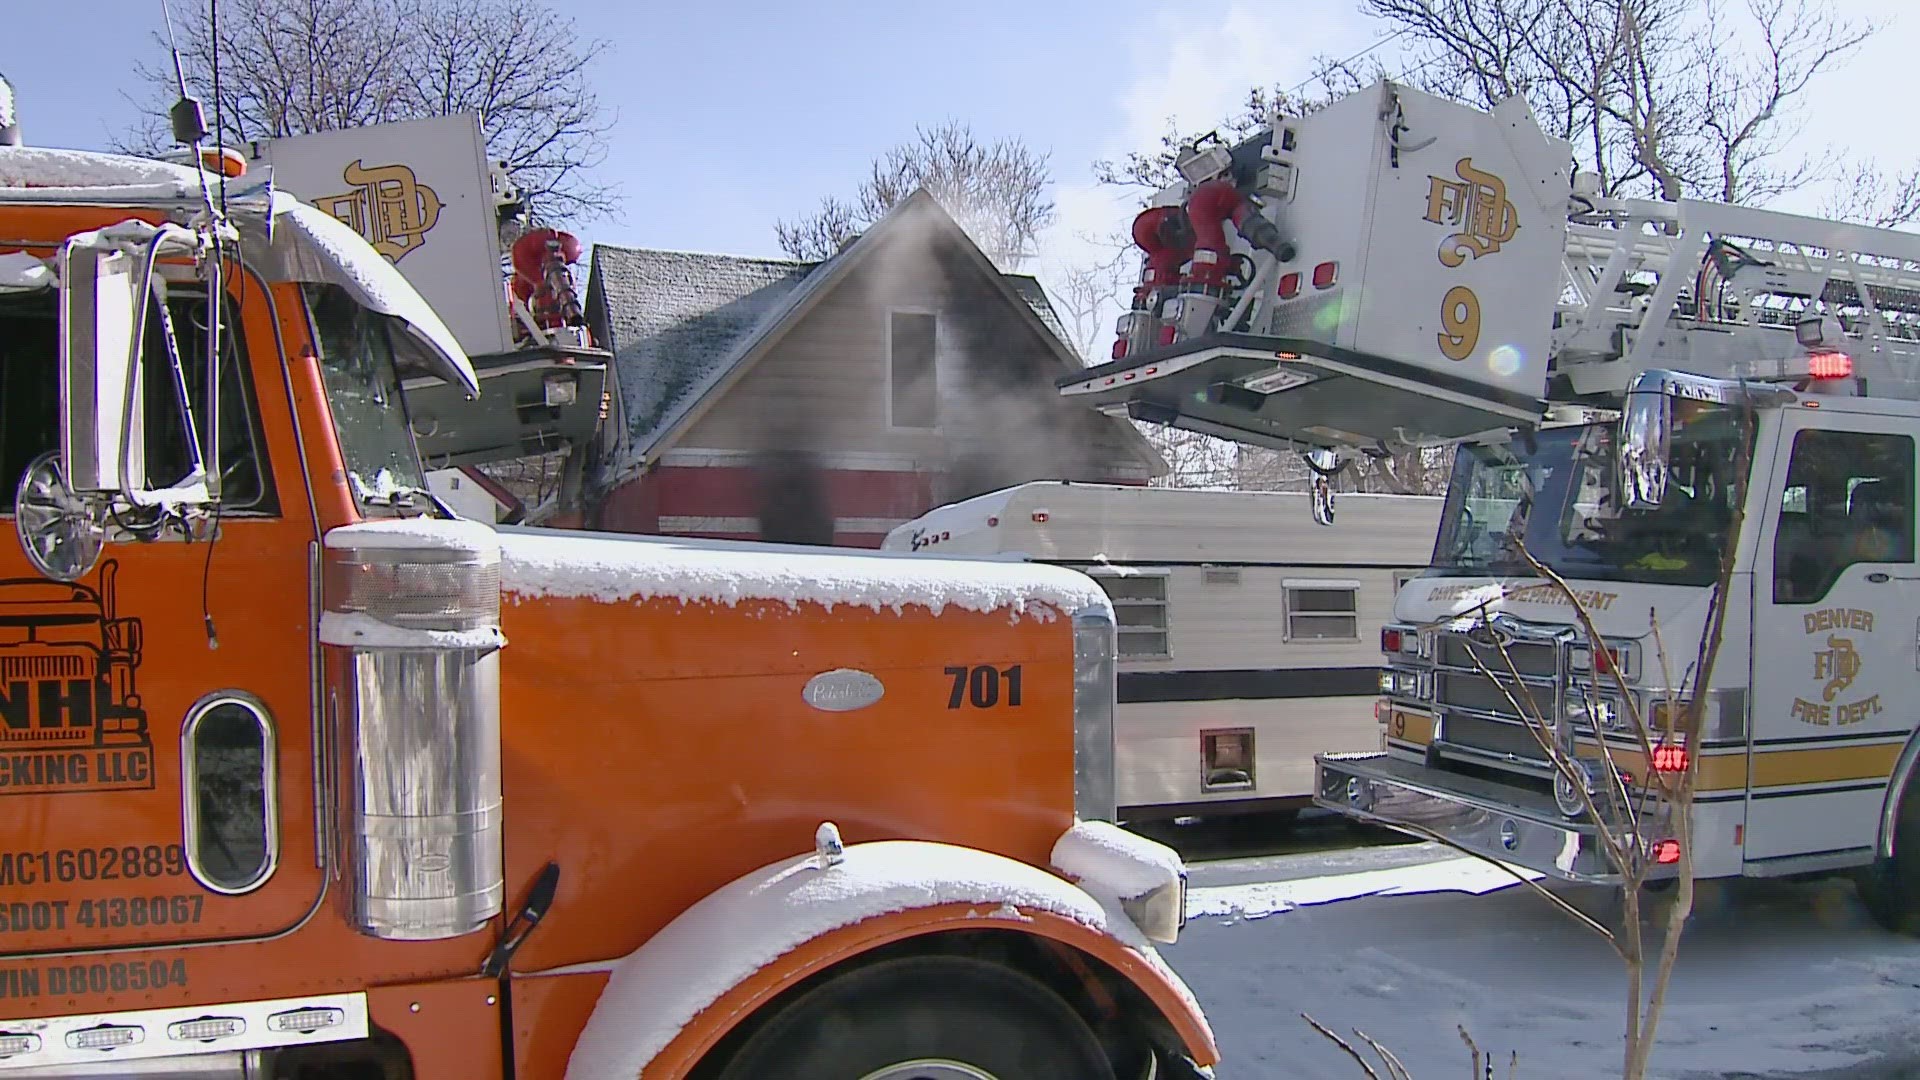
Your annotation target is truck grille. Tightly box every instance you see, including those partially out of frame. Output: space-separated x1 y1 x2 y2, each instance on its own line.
0 654 88 680
1439 713 1550 762
1432 630 1560 769
1435 636 1557 678
1435 672 1553 718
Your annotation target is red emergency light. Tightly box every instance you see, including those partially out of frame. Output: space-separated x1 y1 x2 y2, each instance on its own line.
1652 839 1682 865
1312 261 1338 289
1652 743 1689 773
1807 351 1853 379
1278 272 1302 299
1380 628 1403 653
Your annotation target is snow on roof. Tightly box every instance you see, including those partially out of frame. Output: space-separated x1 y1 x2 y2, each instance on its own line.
0 145 203 195
587 245 817 466
497 526 1111 618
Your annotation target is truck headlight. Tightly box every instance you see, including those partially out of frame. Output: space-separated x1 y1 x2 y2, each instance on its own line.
1072 606 1117 823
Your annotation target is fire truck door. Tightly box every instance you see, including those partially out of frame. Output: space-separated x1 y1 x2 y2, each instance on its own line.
0 283 323 965
1746 412 1919 865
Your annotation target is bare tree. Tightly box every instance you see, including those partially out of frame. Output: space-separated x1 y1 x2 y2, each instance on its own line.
1044 244 1133 362
124 0 616 223
1361 0 1880 206
777 120 1056 270
1093 65 1375 192
1234 445 1455 496
1823 159 1920 229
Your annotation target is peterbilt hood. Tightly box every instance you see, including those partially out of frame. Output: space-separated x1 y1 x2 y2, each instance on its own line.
494 526 1113 622
1395 573 1727 649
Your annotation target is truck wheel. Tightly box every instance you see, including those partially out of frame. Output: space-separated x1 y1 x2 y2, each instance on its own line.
711 954 1116 1080
1859 780 1920 934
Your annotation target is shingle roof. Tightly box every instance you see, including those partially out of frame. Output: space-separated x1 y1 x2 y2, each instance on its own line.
588 249 1081 464
1001 274 1077 356
587 189 1161 482
589 247 822 466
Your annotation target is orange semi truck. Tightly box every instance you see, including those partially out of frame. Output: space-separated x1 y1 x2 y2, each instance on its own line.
0 142 1216 1075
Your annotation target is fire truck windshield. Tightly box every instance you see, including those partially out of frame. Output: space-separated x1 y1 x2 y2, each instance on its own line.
1431 406 1752 588
304 283 429 507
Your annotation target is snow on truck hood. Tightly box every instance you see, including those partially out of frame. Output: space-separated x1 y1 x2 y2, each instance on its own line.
496 525 1112 618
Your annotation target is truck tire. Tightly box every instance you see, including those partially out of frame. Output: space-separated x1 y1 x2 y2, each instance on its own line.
1858 779 1920 935
711 954 1117 1080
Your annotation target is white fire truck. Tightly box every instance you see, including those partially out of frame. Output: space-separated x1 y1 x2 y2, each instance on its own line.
1061 78 1920 930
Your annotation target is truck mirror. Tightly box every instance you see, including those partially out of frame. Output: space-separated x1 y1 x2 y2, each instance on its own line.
1305 448 1338 526
56 240 146 495
1619 388 1670 510
13 450 106 582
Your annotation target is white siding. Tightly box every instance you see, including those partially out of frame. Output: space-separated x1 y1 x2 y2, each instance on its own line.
1103 565 1404 673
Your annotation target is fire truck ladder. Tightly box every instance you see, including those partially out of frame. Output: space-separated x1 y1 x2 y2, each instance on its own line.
1550 192 1920 405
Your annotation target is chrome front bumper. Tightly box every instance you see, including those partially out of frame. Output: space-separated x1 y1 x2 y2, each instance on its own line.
1313 751 1622 883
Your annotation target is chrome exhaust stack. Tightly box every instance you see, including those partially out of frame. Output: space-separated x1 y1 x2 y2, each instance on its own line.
320 518 506 940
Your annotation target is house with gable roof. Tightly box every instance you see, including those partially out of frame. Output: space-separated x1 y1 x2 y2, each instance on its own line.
566 188 1164 546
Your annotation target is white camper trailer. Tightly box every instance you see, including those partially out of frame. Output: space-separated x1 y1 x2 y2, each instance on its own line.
884 482 1443 821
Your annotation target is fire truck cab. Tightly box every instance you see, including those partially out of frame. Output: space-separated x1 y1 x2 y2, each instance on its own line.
0 89 1215 1079
1062 76 1920 931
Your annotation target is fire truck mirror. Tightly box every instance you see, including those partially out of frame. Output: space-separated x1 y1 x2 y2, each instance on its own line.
1619 388 1671 510
1304 448 1339 526
55 241 147 496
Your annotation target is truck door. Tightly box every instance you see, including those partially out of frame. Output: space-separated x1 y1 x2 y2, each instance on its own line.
0 279 322 976
1747 413 1918 865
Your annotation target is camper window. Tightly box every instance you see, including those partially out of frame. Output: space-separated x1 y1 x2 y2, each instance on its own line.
1088 570 1171 659
1284 581 1359 641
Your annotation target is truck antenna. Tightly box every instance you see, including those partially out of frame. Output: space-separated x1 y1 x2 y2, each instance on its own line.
159 0 228 651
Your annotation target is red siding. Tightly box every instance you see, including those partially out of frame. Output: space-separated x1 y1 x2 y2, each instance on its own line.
586 463 1144 544
589 464 931 540
647 465 933 518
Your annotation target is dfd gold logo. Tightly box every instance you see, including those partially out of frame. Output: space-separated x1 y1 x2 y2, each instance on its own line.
318 160 442 263
1791 607 1882 726
1423 157 1519 267
1813 634 1860 701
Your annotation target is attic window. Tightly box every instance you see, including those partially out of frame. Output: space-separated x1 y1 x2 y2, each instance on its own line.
889 310 937 429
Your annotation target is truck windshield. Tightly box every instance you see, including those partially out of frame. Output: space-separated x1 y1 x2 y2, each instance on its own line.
1431 405 1752 587
304 283 427 506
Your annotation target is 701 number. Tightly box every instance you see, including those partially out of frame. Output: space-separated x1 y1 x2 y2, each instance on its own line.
946 665 1023 709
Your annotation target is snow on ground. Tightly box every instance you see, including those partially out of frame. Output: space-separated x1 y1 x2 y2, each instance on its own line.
1165 853 1920 1079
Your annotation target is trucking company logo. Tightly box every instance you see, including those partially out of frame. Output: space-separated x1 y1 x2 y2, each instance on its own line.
317 159 443 263
0 563 153 796
1423 157 1519 267
1792 607 1883 727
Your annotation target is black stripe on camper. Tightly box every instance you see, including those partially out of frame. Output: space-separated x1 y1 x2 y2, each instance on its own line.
1117 666 1382 703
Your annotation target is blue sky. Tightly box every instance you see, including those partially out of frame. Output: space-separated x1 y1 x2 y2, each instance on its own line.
5 1 1383 257
9 0 1918 347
